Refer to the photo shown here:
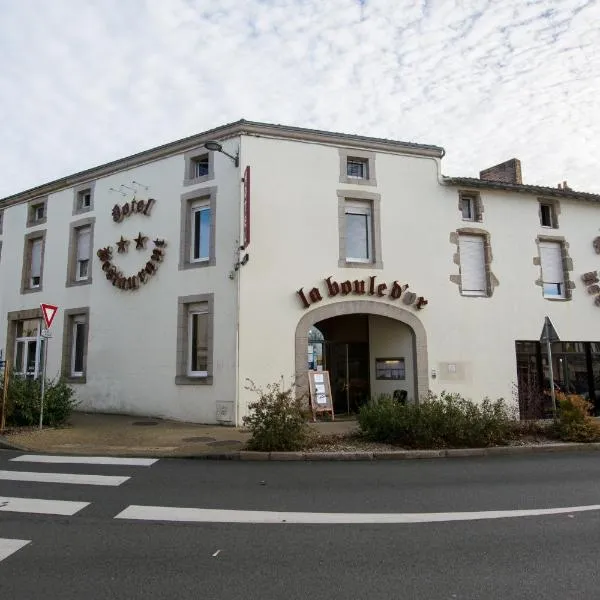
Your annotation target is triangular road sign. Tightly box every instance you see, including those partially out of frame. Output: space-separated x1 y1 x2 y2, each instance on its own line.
540 316 560 343
40 304 58 329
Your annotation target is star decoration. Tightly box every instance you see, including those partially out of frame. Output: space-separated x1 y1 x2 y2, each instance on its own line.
96 246 112 262
153 238 167 248
134 232 148 250
116 236 130 253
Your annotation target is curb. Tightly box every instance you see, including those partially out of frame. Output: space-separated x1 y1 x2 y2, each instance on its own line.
3 439 600 460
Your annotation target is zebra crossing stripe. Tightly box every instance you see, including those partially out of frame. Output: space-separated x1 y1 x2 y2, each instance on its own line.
11 455 158 466
0 539 31 563
0 496 89 516
0 470 129 486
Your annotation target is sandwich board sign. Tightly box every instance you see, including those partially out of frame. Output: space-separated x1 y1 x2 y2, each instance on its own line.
307 370 334 422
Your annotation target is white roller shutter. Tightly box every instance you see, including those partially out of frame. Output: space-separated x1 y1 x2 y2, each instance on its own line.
539 241 564 296
30 239 42 278
77 227 91 261
458 235 486 295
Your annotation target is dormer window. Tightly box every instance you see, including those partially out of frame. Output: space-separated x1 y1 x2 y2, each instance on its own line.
347 157 368 180
191 155 209 179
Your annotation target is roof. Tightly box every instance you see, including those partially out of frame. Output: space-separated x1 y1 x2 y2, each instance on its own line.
443 176 600 203
0 119 444 208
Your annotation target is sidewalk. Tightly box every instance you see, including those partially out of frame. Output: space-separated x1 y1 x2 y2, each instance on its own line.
0 411 358 457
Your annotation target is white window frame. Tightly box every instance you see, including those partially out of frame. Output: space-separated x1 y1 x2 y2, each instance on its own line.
75 226 91 282
70 315 87 377
345 201 372 263
461 196 474 221
191 155 209 179
30 238 43 288
14 319 44 379
187 305 209 378
458 234 487 297
77 189 92 210
539 241 565 299
346 157 368 180
190 200 211 263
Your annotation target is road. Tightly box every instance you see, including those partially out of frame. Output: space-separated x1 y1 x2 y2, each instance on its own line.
2 449 600 599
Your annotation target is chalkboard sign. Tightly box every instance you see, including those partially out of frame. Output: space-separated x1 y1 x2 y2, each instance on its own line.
307 370 334 421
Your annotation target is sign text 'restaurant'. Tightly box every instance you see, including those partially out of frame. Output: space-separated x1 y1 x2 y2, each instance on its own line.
297 276 428 310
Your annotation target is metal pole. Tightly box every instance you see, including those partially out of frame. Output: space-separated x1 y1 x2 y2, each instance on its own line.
39 337 48 429
1 365 10 433
345 344 350 415
545 318 557 418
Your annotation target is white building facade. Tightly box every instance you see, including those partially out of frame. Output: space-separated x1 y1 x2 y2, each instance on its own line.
1 120 600 425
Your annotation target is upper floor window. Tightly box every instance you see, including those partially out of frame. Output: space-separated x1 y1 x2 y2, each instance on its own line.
461 196 474 220
73 182 95 215
21 230 46 294
458 191 483 222
539 240 565 298
539 199 559 229
0 209 4 234
27 198 47 227
458 234 488 296
67 218 95 287
192 155 209 179
345 201 372 263
184 149 214 186
76 226 91 281
191 201 211 263
338 149 377 186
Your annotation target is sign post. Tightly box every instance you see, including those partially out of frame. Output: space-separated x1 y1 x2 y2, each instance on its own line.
39 304 58 430
540 316 560 418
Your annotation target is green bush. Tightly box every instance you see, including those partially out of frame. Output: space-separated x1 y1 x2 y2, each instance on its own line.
0 374 79 428
358 391 515 449
551 393 600 442
243 379 313 452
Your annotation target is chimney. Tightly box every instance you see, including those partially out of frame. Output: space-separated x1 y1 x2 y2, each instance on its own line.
479 158 522 184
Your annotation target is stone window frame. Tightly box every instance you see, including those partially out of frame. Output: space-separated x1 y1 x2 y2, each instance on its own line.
0 241 2 264
26 197 48 227
72 181 95 216
175 293 214 386
533 235 574 301
183 148 215 186
61 307 90 383
449 227 498 298
538 197 560 229
66 216 96 287
457 190 484 222
0 208 4 234
21 229 47 295
337 189 383 269
179 187 217 270
338 148 377 187
5 307 43 372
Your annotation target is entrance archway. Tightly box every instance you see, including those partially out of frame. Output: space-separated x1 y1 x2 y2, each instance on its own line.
295 300 429 408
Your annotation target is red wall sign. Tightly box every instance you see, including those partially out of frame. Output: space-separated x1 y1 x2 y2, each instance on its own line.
242 166 251 249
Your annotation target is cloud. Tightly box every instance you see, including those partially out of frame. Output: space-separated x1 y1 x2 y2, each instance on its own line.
0 0 598 197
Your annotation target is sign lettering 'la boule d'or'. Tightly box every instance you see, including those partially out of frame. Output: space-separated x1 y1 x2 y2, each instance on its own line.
297 276 428 310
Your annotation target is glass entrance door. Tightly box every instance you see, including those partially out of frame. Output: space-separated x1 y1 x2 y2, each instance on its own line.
327 342 370 414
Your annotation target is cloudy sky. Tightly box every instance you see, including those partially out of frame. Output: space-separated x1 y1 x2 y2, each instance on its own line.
0 0 598 198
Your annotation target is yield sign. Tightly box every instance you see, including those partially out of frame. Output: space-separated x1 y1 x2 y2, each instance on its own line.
40 304 58 329
539 316 560 343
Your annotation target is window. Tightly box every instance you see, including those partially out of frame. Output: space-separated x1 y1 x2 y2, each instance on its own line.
14 318 45 379
21 230 46 293
337 190 383 269
375 358 406 380
61 308 90 382
184 149 214 186
191 201 211 262
0 209 3 234
347 158 368 180
26 197 47 226
76 226 91 280
78 190 91 210
179 188 217 270
461 196 474 220
72 182 95 215
338 149 377 186
66 218 94 286
539 200 559 229
458 234 487 296
176 294 214 385
539 240 565 298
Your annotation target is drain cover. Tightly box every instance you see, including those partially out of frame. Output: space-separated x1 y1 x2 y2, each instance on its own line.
181 436 217 443
132 421 159 426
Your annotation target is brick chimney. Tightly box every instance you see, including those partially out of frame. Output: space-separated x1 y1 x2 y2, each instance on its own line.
479 158 522 184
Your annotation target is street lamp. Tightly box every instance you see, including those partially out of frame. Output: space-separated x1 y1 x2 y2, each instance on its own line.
204 141 239 167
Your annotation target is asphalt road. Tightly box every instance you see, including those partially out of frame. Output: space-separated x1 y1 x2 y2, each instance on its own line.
2 450 600 599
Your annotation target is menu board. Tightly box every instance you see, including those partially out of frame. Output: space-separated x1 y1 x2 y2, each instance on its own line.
307 370 334 421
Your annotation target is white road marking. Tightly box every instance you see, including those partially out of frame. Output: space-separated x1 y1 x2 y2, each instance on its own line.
0 470 129 486
212 550 221 557
114 503 600 524
0 539 30 563
0 496 89 516
11 455 158 467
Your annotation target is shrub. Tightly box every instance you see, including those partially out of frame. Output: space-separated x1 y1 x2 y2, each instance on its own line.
0 374 79 428
243 379 313 452
358 391 515 449
552 393 600 442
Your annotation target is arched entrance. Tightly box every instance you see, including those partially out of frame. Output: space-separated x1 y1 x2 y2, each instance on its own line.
295 300 429 411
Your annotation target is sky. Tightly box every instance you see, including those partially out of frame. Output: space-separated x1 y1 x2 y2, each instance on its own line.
0 0 598 198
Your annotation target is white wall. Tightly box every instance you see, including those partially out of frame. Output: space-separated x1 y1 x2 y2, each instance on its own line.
0 139 241 424
368 315 414 401
236 133 600 421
